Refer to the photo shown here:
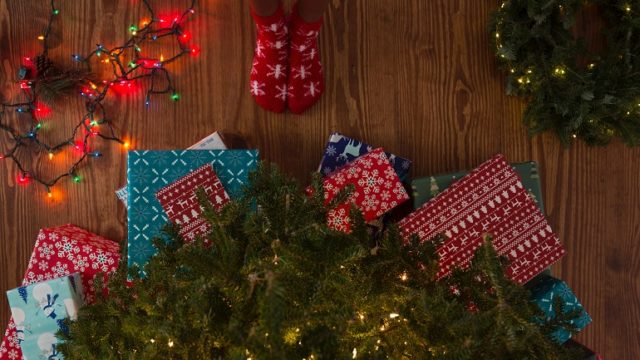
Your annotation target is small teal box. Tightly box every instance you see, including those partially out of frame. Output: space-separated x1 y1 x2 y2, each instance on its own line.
7 273 83 360
529 274 592 343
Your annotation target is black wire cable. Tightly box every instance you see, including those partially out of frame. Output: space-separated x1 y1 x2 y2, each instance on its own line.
0 0 197 196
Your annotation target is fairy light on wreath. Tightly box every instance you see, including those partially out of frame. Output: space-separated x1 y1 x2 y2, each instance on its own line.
0 0 198 199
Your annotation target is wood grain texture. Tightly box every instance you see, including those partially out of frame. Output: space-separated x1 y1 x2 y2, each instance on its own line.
1 0 638 358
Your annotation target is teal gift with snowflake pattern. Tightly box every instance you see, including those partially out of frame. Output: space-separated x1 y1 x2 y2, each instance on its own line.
529 274 592 343
127 150 259 273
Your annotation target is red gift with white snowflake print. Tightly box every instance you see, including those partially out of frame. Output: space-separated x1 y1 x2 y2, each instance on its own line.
0 224 120 360
398 154 565 284
317 148 409 233
155 163 230 243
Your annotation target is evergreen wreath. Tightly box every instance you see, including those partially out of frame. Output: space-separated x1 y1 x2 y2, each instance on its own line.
58 164 583 360
490 0 640 146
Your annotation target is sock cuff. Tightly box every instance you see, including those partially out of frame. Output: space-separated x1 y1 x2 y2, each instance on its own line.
250 2 285 26
290 3 323 30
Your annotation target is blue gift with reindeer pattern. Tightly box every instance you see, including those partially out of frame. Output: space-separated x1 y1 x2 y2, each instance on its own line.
6 273 83 360
127 150 259 273
318 132 411 181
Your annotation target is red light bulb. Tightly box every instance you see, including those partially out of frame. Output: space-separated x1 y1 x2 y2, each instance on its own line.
74 140 88 153
34 102 52 117
179 30 191 43
17 173 31 186
190 45 200 57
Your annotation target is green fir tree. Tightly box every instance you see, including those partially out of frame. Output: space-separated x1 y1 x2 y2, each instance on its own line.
58 163 581 359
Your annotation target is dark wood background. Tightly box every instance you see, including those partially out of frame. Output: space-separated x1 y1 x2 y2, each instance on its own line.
1 0 638 358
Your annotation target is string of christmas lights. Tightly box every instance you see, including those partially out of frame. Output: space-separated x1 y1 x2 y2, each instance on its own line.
0 0 198 199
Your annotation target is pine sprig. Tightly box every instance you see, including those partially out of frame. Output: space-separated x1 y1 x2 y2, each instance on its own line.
58 164 581 359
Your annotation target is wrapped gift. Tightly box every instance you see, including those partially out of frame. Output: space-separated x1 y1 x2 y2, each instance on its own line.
127 150 259 271
529 275 592 344
412 162 545 212
318 132 411 181
316 148 409 233
0 225 120 360
155 164 230 243
116 131 227 205
6 274 83 360
398 154 565 284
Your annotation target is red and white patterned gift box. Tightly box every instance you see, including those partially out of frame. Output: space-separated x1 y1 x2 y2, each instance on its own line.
398 154 565 284
318 148 409 232
0 225 120 360
155 163 230 243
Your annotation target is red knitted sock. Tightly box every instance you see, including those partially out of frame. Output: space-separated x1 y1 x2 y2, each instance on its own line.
287 5 324 114
250 3 289 113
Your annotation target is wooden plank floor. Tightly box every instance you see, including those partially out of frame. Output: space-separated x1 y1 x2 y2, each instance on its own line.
1 1 638 358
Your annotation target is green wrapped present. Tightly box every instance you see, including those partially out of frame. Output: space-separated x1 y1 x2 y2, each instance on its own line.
412 161 545 212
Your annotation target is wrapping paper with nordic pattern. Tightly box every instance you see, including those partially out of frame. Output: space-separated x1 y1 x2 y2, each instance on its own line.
318 132 411 181
398 154 565 284
529 274 592 344
116 131 227 205
0 225 120 360
411 162 545 213
155 164 230 243
319 148 409 233
6 274 83 360
127 150 258 272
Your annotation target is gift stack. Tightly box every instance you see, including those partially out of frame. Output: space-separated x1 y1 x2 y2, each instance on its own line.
406 153 592 345
0 225 120 360
125 131 259 273
314 133 412 233
315 133 594 351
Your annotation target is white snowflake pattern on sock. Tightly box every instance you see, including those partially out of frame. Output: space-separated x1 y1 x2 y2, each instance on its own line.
304 48 318 61
275 84 292 100
255 40 265 58
291 41 311 53
292 64 311 80
250 81 266 96
304 81 320 97
267 64 286 79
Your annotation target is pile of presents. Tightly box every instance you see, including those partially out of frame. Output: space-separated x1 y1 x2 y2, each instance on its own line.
0 132 598 359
